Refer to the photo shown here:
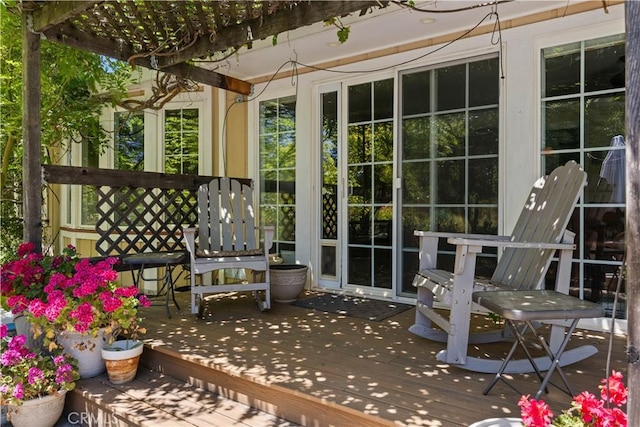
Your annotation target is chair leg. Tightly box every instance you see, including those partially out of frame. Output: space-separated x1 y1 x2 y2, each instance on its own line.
483 319 580 399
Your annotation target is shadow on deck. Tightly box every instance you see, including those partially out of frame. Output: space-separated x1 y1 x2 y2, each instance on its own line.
65 291 627 427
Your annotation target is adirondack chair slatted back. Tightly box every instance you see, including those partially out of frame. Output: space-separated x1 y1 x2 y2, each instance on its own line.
492 161 586 289
197 177 258 252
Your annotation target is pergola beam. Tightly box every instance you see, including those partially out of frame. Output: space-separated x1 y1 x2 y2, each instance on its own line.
43 23 252 95
158 1 384 68
32 1 98 32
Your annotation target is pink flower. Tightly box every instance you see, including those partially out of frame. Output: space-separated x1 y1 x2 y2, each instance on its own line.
114 286 138 298
17 242 35 257
13 382 24 399
518 395 553 427
27 367 44 384
138 294 151 308
102 294 123 312
1 334 79 404
3 243 148 346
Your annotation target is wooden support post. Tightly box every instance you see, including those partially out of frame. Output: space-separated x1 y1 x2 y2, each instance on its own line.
625 1 640 425
22 11 42 252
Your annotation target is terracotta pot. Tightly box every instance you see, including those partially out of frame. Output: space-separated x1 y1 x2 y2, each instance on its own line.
102 339 144 384
6 389 67 427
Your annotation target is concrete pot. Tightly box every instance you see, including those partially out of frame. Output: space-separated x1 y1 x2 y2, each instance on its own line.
270 265 308 303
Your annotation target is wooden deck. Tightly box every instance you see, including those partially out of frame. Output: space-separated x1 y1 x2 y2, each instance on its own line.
89 290 628 426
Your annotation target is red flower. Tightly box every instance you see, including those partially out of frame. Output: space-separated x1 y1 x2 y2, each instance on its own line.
518 395 553 427
520 373 627 427
600 370 627 406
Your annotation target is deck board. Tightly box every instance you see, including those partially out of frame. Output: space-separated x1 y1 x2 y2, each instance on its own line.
139 291 628 426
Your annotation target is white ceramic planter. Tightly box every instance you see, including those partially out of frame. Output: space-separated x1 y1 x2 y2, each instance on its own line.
468 418 523 427
57 329 107 378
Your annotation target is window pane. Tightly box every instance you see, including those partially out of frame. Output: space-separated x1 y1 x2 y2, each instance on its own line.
114 112 144 171
434 112 465 158
469 108 499 155
402 117 430 160
468 207 498 235
436 64 465 111
81 120 100 226
402 161 430 204
542 42 581 97
349 165 371 204
373 164 393 204
164 108 199 175
584 94 625 148
260 100 278 134
278 132 296 168
435 207 465 232
543 99 580 151
585 35 626 91
373 122 393 162
374 79 394 120
469 158 498 204
348 124 371 164
436 160 464 204
402 70 430 115
348 83 371 123
469 58 499 107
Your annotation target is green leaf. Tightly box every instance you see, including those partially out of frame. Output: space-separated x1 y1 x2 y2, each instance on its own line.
337 26 350 44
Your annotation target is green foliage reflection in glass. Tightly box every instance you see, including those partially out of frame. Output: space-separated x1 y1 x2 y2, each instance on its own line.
259 96 297 258
114 112 144 171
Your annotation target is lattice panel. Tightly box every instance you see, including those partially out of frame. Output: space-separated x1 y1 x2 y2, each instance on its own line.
322 193 338 239
95 186 198 256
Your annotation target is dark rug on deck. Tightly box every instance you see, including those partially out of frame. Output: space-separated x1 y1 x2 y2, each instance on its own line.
291 293 412 321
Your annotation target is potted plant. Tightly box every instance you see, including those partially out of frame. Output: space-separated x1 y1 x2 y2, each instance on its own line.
0 324 79 427
0 242 77 349
101 311 148 384
101 337 144 385
518 371 627 426
2 243 151 378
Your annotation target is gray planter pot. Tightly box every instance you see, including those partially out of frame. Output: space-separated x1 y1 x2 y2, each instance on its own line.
270 265 308 303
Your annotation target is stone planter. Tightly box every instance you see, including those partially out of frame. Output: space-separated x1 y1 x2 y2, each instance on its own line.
270 264 308 303
6 389 67 427
102 339 144 384
57 329 107 378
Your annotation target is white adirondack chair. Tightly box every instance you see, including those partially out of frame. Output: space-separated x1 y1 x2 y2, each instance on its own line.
183 177 274 315
408 160 599 373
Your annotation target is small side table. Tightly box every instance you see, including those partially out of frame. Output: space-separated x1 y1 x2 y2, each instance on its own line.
121 251 188 318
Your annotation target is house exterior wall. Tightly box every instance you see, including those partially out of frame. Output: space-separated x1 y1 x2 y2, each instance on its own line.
54 2 626 332
245 2 626 331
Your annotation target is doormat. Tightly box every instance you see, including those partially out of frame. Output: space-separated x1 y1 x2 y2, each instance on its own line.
291 293 412 322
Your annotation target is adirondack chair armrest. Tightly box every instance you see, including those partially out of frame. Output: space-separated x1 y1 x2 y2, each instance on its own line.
414 230 511 241
261 226 275 252
182 227 198 260
447 237 575 251
413 231 511 270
